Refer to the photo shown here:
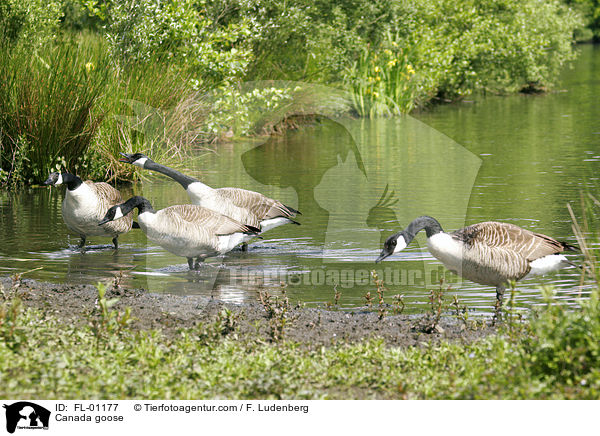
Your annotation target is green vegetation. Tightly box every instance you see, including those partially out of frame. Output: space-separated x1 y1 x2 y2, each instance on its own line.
0 0 586 187
0 33 200 185
0 197 598 399
0 280 598 399
566 0 600 40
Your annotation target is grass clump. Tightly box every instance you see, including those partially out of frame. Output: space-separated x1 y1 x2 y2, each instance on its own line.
0 278 599 399
0 38 110 186
523 286 600 388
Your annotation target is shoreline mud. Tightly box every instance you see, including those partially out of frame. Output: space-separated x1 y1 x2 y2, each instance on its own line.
1 276 497 346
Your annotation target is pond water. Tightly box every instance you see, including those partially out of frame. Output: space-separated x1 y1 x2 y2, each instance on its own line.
1 45 599 315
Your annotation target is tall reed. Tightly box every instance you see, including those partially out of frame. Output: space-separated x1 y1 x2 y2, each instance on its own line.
0 37 110 186
0 33 207 186
95 60 207 182
345 34 421 117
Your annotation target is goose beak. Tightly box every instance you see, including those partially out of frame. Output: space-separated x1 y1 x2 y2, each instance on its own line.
119 152 133 163
375 250 391 263
43 178 53 185
98 217 110 226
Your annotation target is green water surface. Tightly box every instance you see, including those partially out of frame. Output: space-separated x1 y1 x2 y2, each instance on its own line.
1 46 599 314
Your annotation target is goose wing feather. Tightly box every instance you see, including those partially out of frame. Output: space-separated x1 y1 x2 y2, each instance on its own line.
453 221 571 260
165 205 257 235
217 188 297 220
87 181 123 207
86 181 132 234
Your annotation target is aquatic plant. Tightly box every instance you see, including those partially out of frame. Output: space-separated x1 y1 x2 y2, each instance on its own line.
345 34 421 117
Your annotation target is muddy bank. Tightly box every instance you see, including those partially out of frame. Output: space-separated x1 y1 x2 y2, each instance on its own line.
1 276 497 346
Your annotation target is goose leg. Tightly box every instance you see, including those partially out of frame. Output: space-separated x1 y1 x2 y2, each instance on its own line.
112 236 119 249
187 258 194 270
493 285 505 324
77 236 86 249
194 257 205 270
241 243 248 252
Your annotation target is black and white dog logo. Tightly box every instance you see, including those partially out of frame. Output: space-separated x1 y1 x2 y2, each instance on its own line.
3 402 50 433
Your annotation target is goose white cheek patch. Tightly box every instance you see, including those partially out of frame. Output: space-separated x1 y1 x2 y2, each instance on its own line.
133 157 148 167
113 207 124 220
393 235 407 253
56 174 63 185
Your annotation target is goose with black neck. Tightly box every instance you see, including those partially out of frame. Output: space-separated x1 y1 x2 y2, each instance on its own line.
99 196 260 269
376 216 578 316
119 152 300 250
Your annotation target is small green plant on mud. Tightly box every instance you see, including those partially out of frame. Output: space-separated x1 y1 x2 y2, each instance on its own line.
195 307 241 345
392 294 405 315
414 280 448 334
213 308 240 338
503 281 526 335
90 282 132 338
0 269 42 350
325 284 341 310
371 270 388 320
258 284 297 341
0 282 24 350
451 294 486 331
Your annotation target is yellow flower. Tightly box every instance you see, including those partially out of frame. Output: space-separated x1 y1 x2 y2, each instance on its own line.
407 64 415 75
384 49 392 56
373 91 379 98
391 41 398 47
387 59 398 67
374 66 381 73
375 76 381 81
85 62 95 73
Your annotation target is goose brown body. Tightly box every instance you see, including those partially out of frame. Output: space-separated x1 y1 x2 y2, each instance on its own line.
99 196 260 269
443 221 576 286
377 216 577 316
46 172 134 249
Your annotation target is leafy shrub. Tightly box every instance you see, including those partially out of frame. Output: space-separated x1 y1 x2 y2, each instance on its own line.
564 0 600 40
422 0 582 97
212 0 581 113
95 0 253 87
204 85 295 137
521 193 600 387
0 0 62 47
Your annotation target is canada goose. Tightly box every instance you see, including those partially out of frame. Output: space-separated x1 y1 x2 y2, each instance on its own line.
376 216 577 313
98 196 261 269
119 153 300 248
44 172 134 250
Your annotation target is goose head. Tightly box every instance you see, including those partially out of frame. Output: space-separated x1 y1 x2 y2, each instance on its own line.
119 152 150 167
44 172 63 186
375 231 409 263
98 205 125 225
